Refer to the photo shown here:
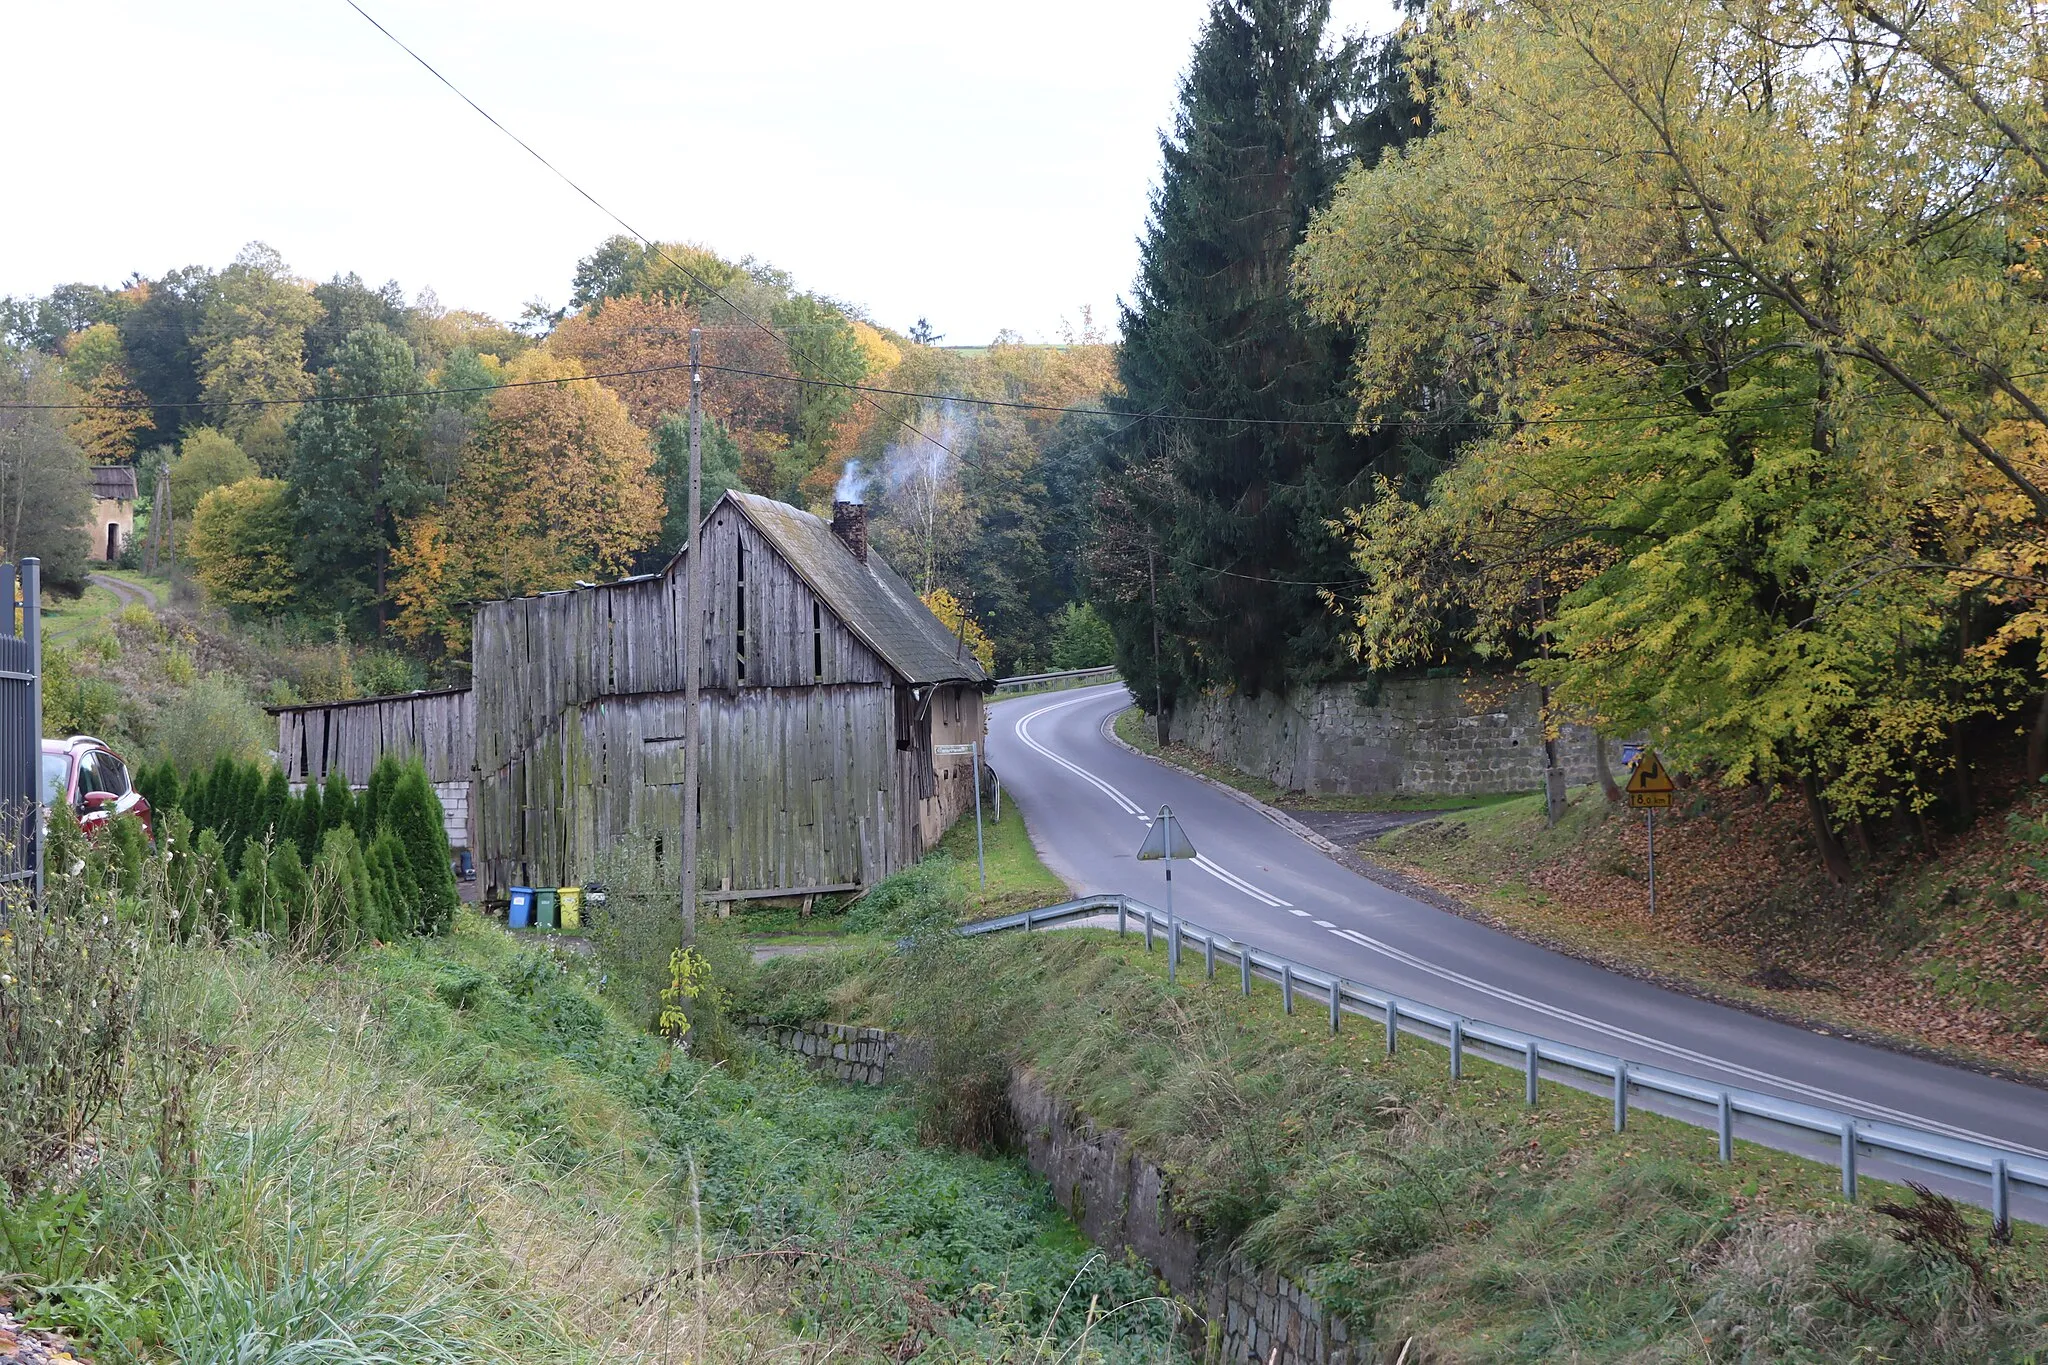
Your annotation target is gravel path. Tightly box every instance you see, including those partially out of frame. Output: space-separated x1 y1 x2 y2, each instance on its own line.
87 572 159 611
0 1302 87 1362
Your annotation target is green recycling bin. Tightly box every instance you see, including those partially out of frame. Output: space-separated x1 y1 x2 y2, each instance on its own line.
535 887 559 930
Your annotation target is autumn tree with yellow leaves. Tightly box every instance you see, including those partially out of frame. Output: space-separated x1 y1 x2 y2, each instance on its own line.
1296 0 2048 875
393 352 663 655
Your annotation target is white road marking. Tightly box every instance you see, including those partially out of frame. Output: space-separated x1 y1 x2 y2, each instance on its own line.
1313 919 1335 928
1014 694 1143 816
1288 908 1310 917
1191 854 1291 907
1325 928 2048 1156
1016 692 1294 907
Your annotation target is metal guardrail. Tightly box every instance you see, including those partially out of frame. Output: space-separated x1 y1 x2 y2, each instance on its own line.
991 666 1119 695
959 893 2046 1230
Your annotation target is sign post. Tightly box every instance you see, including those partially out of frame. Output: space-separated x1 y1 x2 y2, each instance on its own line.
1136 806 1198 984
1624 749 1675 914
937 742 985 889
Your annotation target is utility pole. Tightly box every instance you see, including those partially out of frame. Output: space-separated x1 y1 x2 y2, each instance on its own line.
1148 543 1163 748
680 328 704 940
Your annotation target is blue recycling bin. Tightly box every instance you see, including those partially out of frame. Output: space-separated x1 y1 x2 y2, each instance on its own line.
508 886 534 929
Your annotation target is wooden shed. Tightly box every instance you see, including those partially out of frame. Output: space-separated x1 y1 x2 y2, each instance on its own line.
268 688 476 851
285 492 991 902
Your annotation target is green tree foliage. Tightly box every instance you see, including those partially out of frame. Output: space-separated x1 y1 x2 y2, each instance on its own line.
189 478 298 614
0 283 131 353
0 349 93 593
194 243 318 451
166 426 256 522
1296 0 2048 871
859 339 1118 671
1095 0 1414 705
1049 602 1117 670
288 325 433 627
306 273 408 375
118 266 215 448
643 411 745 569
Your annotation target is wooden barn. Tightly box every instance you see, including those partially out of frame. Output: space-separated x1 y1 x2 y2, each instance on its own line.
277 492 992 903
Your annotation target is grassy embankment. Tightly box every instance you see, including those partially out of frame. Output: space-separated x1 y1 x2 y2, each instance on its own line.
720 800 1069 949
11 914 1185 1363
1367 783 2048 1081
752 915 2048 1362
1111 705 1517 815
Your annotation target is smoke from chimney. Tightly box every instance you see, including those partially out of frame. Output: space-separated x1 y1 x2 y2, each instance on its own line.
835 459 866 502
831 501 868 564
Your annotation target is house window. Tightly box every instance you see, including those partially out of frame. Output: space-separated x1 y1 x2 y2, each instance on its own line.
812 601 824 681
735 540 748 684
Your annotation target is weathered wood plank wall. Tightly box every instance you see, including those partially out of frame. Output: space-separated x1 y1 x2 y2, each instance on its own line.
471 509 921 898
274 689 473 788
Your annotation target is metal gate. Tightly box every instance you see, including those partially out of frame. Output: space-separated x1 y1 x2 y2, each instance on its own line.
0 560 42 903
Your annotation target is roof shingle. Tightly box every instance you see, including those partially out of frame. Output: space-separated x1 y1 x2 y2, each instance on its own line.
91 466 137 501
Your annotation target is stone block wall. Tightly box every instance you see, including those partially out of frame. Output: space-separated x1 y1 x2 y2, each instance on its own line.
742 1016 901 1085
746 1022 1367 1364
1177 676 1623 798
1009 1071 1361 1365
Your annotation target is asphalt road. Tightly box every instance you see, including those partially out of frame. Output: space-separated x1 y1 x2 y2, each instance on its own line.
986 683 2048 1182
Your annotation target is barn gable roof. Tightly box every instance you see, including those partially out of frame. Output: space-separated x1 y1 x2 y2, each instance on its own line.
715 492 991 688
91 465 138 501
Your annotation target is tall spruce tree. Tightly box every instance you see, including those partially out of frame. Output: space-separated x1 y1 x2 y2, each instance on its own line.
1095 0 1419 713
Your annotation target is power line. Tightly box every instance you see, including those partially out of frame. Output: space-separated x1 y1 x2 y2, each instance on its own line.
340 1 957 457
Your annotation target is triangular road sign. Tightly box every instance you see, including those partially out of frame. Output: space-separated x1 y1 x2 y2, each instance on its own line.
1625 749 1676 795
1136 808 1198 861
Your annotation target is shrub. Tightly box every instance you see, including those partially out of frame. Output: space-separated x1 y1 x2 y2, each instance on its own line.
586 834 686 1032
0 848 147 1193
383 768 454 935
846 857 962 937
144 674 269 780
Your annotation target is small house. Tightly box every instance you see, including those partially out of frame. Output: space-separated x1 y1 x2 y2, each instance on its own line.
89 466 136 563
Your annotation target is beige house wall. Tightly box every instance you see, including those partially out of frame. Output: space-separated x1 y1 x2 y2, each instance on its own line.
89 499 133 563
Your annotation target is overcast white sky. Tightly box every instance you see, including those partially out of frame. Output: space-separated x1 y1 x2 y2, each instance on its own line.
4 1 1398 344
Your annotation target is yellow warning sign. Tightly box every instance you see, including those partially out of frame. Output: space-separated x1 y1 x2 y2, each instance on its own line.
1626 749 1675 808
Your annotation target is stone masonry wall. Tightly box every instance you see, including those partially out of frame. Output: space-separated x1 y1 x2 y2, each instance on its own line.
744 1018 1367 1364
742 1016 902 1085
1008 1071 1364 1365
1177 676 1624 798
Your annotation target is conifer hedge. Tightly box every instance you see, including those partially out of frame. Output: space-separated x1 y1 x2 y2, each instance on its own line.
134 754 456 944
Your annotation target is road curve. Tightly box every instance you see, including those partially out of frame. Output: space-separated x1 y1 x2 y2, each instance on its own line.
987 683 2048 1168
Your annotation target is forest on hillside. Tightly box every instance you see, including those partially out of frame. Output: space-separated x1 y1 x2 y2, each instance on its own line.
1 238 1121 678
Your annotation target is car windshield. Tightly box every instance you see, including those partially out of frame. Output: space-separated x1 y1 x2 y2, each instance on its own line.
41 753 69 806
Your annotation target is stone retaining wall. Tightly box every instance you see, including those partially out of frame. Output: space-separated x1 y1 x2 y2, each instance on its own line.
1009 1071 1361 1365
1177 676 1621 798
744 1017 1364 1364
742 1016 901 1085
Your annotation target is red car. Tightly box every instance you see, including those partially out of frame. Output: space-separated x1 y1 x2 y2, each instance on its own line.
40 736 152 841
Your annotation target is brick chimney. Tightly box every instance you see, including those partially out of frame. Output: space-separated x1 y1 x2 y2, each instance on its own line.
831 501 868 564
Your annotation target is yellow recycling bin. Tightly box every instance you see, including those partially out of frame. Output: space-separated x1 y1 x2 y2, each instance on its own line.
558 886 583 932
